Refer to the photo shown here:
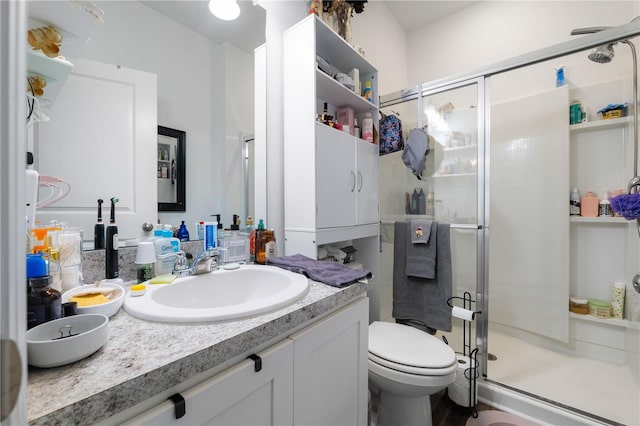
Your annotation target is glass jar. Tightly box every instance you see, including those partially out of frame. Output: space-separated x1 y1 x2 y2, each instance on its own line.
27 275 61 329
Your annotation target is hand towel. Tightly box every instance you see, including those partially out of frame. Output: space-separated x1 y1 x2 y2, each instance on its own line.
392 221 452 333
410 219 432 244
406 221 437 279
267 254 371 287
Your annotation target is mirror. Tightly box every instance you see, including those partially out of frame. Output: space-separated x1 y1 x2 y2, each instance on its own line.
29 0 266 248
157 126 186 212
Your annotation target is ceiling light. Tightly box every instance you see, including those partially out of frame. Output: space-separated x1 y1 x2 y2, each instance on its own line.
208 0 240 21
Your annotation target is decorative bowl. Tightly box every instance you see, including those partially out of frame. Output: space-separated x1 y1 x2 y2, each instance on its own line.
26 314 109 368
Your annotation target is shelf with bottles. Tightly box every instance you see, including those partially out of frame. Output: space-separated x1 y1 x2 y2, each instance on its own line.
569 116 632 133
569 312 635 329
316 70 376 115
569 216 628 224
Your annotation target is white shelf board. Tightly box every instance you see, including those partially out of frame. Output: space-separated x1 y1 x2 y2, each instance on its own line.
569 116 632 133
432 172 476 178
26 49 74 105
569 216 628 224
316 70 375 114
569 312 636 329
443 144 477 152
314 16 376 76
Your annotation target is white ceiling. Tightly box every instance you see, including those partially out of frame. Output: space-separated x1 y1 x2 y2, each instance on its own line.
141 1 479 53
141 0 266 52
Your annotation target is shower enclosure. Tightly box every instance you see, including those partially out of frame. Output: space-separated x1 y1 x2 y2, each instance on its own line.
378 22 640 425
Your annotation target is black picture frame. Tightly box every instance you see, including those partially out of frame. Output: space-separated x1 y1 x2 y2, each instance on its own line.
157 125 186 211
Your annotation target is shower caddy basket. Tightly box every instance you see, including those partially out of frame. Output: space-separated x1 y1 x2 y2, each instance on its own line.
446 292 482 418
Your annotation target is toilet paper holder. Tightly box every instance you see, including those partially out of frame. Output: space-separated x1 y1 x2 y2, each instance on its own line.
446 292 481 418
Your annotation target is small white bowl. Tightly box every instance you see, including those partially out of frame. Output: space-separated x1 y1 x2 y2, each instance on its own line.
62 282 124 317
26 314 109 368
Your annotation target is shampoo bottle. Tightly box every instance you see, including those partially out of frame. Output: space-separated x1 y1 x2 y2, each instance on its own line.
105 197 119 279
580 191 599 217
569 188 581 216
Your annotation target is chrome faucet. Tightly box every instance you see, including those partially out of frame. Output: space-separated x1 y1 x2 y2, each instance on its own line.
172 250 219 277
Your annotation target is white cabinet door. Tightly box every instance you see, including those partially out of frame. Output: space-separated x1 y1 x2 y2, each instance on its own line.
356 139 379 225
316 123 356 228
290 297 369 426
125 339 294 426
36 59 157 244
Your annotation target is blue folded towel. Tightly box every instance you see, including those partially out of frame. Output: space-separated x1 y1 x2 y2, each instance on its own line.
267 254 371 287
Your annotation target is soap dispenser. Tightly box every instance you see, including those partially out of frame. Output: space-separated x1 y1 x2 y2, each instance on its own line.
177 221 190 242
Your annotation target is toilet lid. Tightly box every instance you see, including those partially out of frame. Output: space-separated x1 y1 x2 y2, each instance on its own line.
368 321 455 369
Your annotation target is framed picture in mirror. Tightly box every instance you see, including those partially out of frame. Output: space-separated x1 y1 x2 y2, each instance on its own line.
157 125 186 211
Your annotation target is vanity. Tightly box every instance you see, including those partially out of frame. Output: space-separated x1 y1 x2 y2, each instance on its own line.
27 278 370 425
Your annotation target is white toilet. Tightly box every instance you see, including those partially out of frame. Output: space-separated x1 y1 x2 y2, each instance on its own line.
368 321 457 426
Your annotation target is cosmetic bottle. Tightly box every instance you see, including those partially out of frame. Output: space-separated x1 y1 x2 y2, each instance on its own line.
154 229 175 276
252 219 264 263
362 112 373 143
426 188 435 216
256 229 276 265
598 192 612 217
177 221 190 242
569 188 581 216
417 188 426 215
204 221 218 252
580 191 599 217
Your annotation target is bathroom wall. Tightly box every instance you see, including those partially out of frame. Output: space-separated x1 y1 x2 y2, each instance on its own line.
73 1 254 233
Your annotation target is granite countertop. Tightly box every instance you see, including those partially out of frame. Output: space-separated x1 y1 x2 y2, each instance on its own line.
27 278 370 425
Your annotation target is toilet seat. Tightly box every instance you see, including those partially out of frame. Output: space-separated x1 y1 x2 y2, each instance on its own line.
368 321 456 376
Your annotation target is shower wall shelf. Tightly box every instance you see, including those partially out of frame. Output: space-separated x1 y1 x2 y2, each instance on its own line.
569 216 627 224
569 116 632 133
442 144 477 152
432 172 476 178
569 312 635 329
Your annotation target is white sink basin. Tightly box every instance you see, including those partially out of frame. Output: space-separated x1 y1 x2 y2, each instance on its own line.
123 265 309 323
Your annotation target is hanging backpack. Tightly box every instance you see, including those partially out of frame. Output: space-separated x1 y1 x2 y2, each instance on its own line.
379 113 404 155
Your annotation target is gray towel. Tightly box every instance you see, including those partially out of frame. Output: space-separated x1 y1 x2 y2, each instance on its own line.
410 219 432 244
406 221 437 279
392 221 452 333
267 254 371 287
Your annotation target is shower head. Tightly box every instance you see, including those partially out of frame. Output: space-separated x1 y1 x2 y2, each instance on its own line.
588 44 616 63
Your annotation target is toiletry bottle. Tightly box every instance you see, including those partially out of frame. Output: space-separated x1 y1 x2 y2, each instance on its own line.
570 188 581 216
580 191 599 217
417 188 426 215
105 197 119 279
154 229 176 275
252 219 264 263
164 225 180 253
256 229 276 264
94 198 105 249
363 81 373 103
245 217 255 262
426 188 435 216
598 192 612 217
411 189 419 214
354 118 361 139
362 112 373 143
196 221 205 240
27 275 61 330
556 66 565 88
177 220 190 241
204 221 218 252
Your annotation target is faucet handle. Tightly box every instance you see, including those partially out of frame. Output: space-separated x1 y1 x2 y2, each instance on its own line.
172 251 189 273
